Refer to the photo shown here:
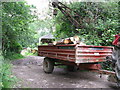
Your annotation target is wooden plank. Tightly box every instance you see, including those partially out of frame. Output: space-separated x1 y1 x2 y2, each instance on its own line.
77 54 112 56
77 45 113 48
38 48 75 52
39 51 75 55
38 54 75 62
77 50 112 53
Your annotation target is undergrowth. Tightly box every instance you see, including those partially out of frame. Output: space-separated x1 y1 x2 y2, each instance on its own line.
4 52 24 60
0 52 24 88
24 52 37 56
0 61 17 88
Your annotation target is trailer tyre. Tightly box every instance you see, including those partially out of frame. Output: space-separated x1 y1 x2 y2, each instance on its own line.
43 58 54 74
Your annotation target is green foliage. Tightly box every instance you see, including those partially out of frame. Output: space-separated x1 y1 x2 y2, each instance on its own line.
54 2 119 46
30 18 55 38
0 56 3 89
0 49 23 89
24 52 37 56
0 58 17 88
2 1 38 57
0 51 22 88
101 61 113 71
5 52 24 60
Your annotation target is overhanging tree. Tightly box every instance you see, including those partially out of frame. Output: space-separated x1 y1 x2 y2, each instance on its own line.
54 1 119 46
2 1 38 56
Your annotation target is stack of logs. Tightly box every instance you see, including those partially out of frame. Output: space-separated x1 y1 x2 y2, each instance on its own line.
53 36 86 45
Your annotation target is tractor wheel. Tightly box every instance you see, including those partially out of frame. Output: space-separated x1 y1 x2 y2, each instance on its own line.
112 46 120 86
43 58 54 74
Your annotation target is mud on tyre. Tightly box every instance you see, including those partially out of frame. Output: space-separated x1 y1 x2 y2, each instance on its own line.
43 58 54 74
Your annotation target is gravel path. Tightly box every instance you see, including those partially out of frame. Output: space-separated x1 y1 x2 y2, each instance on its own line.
12 56 117 88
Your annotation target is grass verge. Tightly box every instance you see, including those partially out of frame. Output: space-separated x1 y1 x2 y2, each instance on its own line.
5 52 25 60
0 52 25 88
1 61 17 88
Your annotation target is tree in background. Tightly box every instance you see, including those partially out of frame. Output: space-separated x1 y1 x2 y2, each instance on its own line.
54 1 119 46
2 1 38 57
29 18 54 39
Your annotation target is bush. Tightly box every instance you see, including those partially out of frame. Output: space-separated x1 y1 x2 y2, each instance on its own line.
0 51 23 88
4 52 24 60
0 55 17 88
1 63 17 88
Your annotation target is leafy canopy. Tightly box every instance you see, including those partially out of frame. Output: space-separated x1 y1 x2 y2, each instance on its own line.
2 1 38 56
54 2 119 46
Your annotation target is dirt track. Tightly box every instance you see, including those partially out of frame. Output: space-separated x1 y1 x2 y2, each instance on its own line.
12 56 117 88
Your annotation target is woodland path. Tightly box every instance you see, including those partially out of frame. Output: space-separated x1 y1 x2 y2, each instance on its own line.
12 56 117 88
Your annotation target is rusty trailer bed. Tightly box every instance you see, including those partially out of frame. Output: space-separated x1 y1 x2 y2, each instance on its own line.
38 44 113 64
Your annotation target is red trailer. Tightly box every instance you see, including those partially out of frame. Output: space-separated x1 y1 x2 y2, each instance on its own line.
38 44 113 74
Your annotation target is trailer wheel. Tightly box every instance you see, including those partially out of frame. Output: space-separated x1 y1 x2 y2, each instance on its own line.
66 65 77 72
43 58 54 74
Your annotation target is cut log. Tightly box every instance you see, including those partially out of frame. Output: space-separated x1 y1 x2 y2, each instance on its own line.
63 38 73 44
70 36 80 44
52 35 86 45
53 40 65 45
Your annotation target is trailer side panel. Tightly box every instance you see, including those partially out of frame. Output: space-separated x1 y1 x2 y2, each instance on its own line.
38 45 76 62
75 45 113 63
